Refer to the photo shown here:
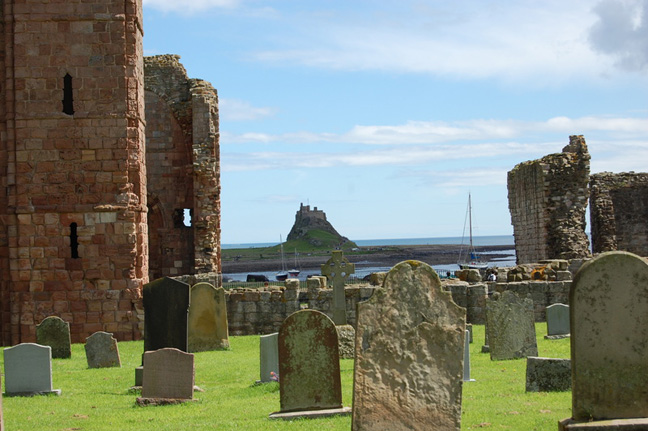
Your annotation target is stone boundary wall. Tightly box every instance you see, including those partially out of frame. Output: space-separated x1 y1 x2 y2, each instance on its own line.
214 278 571 335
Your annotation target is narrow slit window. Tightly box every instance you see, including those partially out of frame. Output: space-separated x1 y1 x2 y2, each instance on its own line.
70 222 79 258
62 73 74 115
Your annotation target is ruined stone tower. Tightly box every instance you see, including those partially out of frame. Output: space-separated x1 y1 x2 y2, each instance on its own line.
144 55 221 279
0 0 147 344
507 136 591 264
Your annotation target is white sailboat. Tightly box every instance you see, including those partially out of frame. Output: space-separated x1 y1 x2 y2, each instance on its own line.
275 235 288 281
458 193 489 270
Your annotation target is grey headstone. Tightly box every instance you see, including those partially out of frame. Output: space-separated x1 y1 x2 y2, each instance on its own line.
570 251 648 421
85 331 121 368
36 316 71 359
188 282 229 352
141 348 194 400
546 303 570 337
463 329 475 382
259 333 279 383
336 324 355 359
276 310 345 413
352 261 466 431
525 357 571 392
3 343 61 396
143 277 190 353
486 291 538 360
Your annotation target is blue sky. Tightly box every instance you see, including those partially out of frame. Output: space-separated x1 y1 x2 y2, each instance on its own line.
142 0 648 244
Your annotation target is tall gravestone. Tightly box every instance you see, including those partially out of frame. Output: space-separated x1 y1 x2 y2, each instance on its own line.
139 348 195 404
546 303 570 339
486 291 538 360
3 343 61 396
269 309 350 419
143 277 190 352
36 316 71 359
559 252 648 430
188 282 229 352
352 261 466 431
85 331 121 368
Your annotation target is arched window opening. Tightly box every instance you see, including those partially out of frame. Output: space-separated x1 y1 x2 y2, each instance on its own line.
62 73 74 115
70 222 79 258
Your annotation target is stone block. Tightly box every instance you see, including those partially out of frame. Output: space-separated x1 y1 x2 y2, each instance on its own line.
525 357 571 392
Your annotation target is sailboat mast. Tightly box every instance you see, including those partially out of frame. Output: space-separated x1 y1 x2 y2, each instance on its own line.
468 193 474 250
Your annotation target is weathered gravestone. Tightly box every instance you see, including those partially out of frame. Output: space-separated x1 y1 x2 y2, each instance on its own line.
352 261 466 431
138 348 195 405
486 291 538 360
545 303 570 339
36 316 71 359
269 309 350 420
3 343 61 396
85 331 121 368
559 252 648 430
188 282 229 352
526 357 571 392
0 375 3 431
137 277 190 386
259 332 279 383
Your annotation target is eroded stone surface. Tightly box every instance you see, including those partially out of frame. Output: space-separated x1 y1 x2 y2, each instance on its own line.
277 310 343 413
486 291 538 360
36 316 71 359
188 282 229 352
570 251 648 421
525 357 570 392
352 260 466 431
85 331 121 368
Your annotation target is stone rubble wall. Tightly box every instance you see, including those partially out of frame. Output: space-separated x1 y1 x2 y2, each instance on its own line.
218 277 571 335
507 135 591 264
590 172 648 256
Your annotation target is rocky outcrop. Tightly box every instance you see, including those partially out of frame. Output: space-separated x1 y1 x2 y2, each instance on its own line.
287 203 352 246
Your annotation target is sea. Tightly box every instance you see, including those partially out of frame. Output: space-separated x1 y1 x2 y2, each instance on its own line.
222 235 517 282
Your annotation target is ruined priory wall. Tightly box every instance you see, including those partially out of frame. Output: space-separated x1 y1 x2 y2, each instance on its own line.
590 172 648 255
144 55 220 280
508 135 590 264
1 0 147 344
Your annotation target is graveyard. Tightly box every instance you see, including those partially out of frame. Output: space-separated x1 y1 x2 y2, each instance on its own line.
0 323 572 430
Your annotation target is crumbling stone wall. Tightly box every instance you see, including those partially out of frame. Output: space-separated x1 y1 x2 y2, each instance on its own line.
144 55 220 280
0 0 147 344
507 135 591 263
590 172 648 255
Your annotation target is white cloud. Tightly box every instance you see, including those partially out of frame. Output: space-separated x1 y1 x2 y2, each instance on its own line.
219 99 277 121
143 0 240 14
222 115 648 146
588 0 648 72
249 1 611 82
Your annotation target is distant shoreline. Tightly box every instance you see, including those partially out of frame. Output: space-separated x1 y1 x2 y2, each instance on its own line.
222 243 514 274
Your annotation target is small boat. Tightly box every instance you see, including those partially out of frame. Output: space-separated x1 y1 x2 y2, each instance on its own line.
287 248 300 277
458 193 489 270
276 235 289 281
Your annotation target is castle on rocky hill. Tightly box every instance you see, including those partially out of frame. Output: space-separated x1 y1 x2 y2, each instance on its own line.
287 203 349 245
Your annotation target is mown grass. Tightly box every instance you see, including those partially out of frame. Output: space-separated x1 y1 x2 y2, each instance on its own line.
1 324 571 430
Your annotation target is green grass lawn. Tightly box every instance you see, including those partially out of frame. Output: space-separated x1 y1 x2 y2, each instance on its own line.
1 324 571 430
